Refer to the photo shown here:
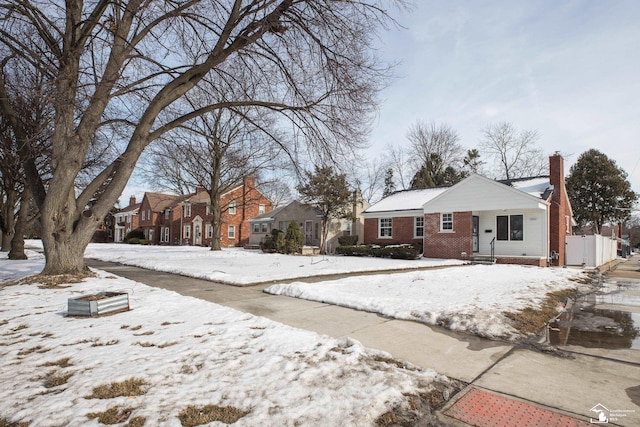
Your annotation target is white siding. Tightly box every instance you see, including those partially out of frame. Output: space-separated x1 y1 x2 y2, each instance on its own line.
423 174 548 213
475 209 547 258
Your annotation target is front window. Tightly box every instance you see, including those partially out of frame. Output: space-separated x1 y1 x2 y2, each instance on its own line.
259 204 266 214
415 217 424 237
184 204 191 217
183 224 191 239
207 224 213 238
342 222 352 236
440 213 453 231
379 218 392 238
228 225 236 239
229 200 236 215
253 223 260 233
164 209 170 220
162 227 169 242
497 215 523 241
261 223 268 233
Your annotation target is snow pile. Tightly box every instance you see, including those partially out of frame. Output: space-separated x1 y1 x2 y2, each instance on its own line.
80 242 463 285
266 264 587 340
0 255 445 426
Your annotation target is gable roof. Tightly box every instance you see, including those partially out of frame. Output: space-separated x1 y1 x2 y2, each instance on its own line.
116 202 140 214
498 176 553 200
143 192 185 212
363 187 449 215
248 200 320 222
422 174 550 213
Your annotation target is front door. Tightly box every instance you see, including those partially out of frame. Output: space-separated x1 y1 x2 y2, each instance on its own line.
193 216 203 246
305 220 313 246
472 216 479 252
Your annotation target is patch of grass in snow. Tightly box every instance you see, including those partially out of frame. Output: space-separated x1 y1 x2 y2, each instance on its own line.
505 289 575 335
85 378 148 399
91 339 119 347
0 320 8 327
86 406 138 425
40 357 72 368
43 372 73 388
157 341 178 348
0 415 31 426
376 380 465 427
177 404 248 426
134 341 154 347
15 271 95 289
132 331 154 336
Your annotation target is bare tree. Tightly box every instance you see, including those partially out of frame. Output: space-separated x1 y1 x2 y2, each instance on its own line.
350 155 386 203
406 121 464 172
0 0 400 275
479 122 546 180
387 144 412 191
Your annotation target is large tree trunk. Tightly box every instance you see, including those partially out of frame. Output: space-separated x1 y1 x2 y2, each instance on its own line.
1 188 17 251
8 187 31 260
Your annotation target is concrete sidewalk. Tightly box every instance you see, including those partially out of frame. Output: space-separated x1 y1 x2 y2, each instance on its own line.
87 257 640 426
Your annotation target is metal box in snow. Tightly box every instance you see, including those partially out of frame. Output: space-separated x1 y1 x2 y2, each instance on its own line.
67 292 130 316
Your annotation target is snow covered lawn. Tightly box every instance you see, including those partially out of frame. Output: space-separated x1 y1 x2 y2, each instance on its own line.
80 242 463 285
1 251 449 426
265 264 589 340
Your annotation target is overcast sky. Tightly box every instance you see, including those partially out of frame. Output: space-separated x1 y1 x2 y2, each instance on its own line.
369 0 640 198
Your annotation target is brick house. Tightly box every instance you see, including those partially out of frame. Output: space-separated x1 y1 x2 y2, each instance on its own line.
363 153 574 267
113 196 141 242
138 192 186 245
177 177 272 247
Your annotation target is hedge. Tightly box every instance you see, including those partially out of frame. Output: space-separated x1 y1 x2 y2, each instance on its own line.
336 244 420 260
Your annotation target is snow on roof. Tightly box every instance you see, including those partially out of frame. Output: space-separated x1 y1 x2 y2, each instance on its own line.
505 177 552 199
364 187 449 214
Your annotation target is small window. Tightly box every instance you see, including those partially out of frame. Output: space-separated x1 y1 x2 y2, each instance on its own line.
379 218 392 238
164 209 170 220
229 200 236 215
162 227 169 242
441 213 453 231
206 204 211 216
207 224 213 238
261 223 268 233
253 223 260 233
141 210 146 221
497 215 509 241
259 204 266 214
184 204 191 217
228 225 236 239
342 221 352 236
415 217 424 237
183 224 191 238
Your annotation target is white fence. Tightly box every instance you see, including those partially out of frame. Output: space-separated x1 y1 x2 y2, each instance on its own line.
565 235 618 267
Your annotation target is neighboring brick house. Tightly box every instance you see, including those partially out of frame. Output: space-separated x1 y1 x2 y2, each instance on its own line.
178 177 272 247
113 196 141 242
138 192 186 245
363 153 574 267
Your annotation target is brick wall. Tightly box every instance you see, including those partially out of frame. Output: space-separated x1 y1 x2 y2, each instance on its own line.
549 153 571 266
496 257 547 267
363 217 422 246
423 212 473 259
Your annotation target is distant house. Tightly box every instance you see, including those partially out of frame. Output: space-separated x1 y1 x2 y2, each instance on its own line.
248 192 370 252
363 153 574 267
177 177 272 247
113 196 141 242
138 192 185 245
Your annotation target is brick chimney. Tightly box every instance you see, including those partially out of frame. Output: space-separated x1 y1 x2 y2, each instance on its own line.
549 152 570 266
129 195 136 206
243 176 255 188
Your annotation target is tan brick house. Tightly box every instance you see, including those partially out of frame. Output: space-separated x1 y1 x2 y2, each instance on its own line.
363 153 574 267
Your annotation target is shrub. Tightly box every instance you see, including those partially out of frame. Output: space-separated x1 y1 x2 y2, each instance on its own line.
260 235 276 253
336 244 420 260
127 238 140 244
125 230 144 240
274 229 286 253
139 239 151 245
335 245 371 256
285 221 304 254
338 235 359 246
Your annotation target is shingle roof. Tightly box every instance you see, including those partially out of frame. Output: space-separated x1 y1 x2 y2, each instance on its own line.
498 176 553 200
144 192 186 212
363 187 449 214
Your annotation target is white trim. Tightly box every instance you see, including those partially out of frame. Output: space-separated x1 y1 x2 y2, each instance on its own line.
414 216 424 238
378 218 392 238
